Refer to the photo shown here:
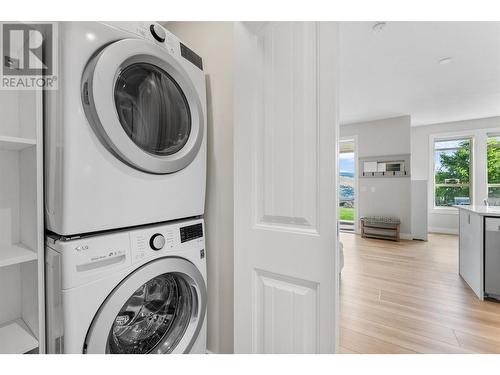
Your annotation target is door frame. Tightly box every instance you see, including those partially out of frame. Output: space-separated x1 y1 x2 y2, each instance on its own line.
339 135 359 233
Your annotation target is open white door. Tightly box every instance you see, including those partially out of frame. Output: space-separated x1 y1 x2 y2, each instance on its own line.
234 22 340 353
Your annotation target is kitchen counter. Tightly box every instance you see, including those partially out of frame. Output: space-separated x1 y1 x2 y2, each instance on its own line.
456 205 500 300
454 205 500 217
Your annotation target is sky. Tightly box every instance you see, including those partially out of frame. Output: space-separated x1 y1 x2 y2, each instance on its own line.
340 152 354 174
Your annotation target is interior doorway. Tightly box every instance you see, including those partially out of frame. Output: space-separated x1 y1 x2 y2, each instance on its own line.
339 137 357 233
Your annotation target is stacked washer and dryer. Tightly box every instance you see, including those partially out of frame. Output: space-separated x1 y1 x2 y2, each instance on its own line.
44 22 207 354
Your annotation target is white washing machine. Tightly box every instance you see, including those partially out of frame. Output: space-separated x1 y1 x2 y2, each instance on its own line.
45 218 207 354
45 22 207 236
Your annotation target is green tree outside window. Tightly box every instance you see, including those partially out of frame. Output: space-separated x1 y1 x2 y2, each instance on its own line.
487 136 500 198
434 139 471 207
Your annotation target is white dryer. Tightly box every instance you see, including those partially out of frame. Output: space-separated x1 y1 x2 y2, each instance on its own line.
45 22 206 236
45 218 207 354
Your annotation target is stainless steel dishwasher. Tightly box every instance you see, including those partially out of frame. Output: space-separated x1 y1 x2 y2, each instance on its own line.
485 217 500 300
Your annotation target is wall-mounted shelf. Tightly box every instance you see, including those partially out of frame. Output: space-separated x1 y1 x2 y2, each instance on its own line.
359 153 411 178
0 135 36 151
0 319 38 354
362 170 409 178
0 243 37 268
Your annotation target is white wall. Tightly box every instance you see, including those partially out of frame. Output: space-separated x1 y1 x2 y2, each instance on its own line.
163 22 234 354
341 116 412 236
412 116 500 234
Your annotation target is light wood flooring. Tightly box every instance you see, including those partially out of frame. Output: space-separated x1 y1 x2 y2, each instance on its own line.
339 232 500 354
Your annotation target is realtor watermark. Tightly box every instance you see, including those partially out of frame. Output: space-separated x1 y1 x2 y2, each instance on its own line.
1 22 58 90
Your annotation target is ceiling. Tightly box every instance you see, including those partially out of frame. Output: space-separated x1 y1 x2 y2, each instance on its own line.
340 22 500 126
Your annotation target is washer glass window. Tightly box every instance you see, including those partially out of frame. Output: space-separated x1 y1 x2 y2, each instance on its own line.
107 273 193 354
114 63 191 156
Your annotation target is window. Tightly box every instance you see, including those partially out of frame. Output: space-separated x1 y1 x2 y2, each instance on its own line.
339 139 356 232
433 138 472 207
487 135 500 198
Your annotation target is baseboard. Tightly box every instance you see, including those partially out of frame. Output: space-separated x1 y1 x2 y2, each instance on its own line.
206 349 214 354
428 226 458 235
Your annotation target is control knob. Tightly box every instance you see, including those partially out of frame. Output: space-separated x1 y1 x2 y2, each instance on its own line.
150 24 166 43
150 233 166 251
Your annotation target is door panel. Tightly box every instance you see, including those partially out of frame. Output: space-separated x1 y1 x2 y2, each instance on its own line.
234 22 340 353
257 22 319 232
254 269 318 353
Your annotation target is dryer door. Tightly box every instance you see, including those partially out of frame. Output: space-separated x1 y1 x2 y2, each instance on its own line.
82 38 204 174
84 257 206 354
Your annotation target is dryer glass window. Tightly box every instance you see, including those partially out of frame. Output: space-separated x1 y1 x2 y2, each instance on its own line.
114 63 191 156
107 273 193 354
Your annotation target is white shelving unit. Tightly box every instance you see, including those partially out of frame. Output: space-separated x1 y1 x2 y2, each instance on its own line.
0 135 37 151
0 87 44 354
0 319 39 354
0 244 37 268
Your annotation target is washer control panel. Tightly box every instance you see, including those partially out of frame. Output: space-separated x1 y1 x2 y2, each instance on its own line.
129 219 204 265
180 223 203 243
130 229 175 263
50 231 133 289
48 218 205 289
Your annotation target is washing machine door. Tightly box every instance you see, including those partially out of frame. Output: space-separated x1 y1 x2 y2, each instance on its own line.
82 38 204 174
84 257 206 354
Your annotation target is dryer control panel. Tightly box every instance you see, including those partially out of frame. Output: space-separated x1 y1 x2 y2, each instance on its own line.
108 22 178 57
106 22 203 71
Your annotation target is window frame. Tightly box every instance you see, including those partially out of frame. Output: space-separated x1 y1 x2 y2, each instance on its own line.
431 135 474 211
487 133 500 199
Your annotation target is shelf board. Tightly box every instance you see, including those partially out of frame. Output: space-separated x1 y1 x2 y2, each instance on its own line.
0 319 38 354
0 243 37 268
362 225 399 231
0 135 36 151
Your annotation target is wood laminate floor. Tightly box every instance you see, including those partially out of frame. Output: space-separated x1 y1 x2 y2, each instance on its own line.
339 232 500 354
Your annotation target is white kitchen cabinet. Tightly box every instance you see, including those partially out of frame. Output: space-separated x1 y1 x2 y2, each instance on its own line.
0 89 44 353
458 208 484 299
